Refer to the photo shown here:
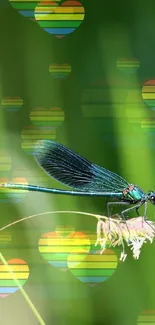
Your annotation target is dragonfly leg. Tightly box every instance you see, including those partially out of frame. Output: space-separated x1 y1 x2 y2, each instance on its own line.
136 207 140 216
107 201 129 236
142 202 155 233
107 201 129 219
121 203 143 236
122 201 155 234
121 201 149 220
121 202 143 219
143 201 148 220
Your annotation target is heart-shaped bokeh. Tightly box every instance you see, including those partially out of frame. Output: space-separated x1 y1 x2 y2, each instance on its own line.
81 78 128 119
12 166 49 189
0 178 28 203
30 107 65 128
0 232 12 249
116 58 140 74
1 97 23 112
137 310 155 324
9 0 38 20
38 227 90 272
141 118 155 135
0 151 12 175
0 258 29 298
21 125 56 155
49 63 72 79
142 80 155 111
68 242 118 286
35 0 85 38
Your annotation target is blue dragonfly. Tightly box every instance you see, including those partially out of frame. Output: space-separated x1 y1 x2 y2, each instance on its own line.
1 140 155 221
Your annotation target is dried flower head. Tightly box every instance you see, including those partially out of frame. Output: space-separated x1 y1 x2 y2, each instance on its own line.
95 216 155 261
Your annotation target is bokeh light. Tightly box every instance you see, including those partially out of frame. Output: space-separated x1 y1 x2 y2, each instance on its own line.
1 97 23 112
34 0 85 38
30 107 65 128
21 125 56 155
0 178 10 203
0 232 12 249
0 150 12 174
0 163 49 203
81 78 128 118
38 227 118 285
12 166 49 188
49 63 72 79
38 227 90 272
0 259 29 298
137 309 155 324
141 118 155 135
142 80 155 111
9 0 38 19
0 177 28 203
5 178 28 202
116 58 140 74
68 234 118 286
0 151 12 202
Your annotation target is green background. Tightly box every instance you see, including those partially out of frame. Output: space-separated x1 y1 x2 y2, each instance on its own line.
0 0 155 324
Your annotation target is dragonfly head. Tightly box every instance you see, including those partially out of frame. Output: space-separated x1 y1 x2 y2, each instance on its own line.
148 191 155 204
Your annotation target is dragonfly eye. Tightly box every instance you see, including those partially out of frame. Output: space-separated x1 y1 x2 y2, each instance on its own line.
150 195 155 204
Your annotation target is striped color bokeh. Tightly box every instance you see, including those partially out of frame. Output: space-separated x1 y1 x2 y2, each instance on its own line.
21 125 56 155
141 118 155 134
35 1 85 38
81 78 128 118
30 107 65 128
2 97 23 112
137 309 155 325
12 166 49 189
142 80 155 111
5 178 28 203
0 232 12 248
0 153 12 202
9 0 39 19
55 225 75 237
0 177 28 203
49 63 72 78
0 178 11 203
116 58 140 74
38 229 90 272
0 259 29 298
68 248 118 286
0 151 12 174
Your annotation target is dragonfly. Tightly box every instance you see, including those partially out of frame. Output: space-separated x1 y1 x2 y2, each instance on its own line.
1 140 155 221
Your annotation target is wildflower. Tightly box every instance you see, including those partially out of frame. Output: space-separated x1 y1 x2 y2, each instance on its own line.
95 216 155 261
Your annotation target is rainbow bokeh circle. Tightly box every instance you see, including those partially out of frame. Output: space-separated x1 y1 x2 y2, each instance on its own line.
0 259 29 298
38 228 90 272
116 58 140 74
34 0 85 38
142 80 155 111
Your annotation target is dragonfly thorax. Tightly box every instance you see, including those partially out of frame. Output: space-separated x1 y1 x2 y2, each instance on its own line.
122 184 146 202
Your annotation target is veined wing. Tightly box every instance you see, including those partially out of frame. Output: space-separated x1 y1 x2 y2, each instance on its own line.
34 140 129 193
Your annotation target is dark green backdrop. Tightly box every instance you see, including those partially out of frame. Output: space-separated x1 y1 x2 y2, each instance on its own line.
0 1 155 324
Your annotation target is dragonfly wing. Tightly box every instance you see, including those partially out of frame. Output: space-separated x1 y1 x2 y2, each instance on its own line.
34 140 129 193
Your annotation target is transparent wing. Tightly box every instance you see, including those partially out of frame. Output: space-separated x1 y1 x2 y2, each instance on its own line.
34 140 129 193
